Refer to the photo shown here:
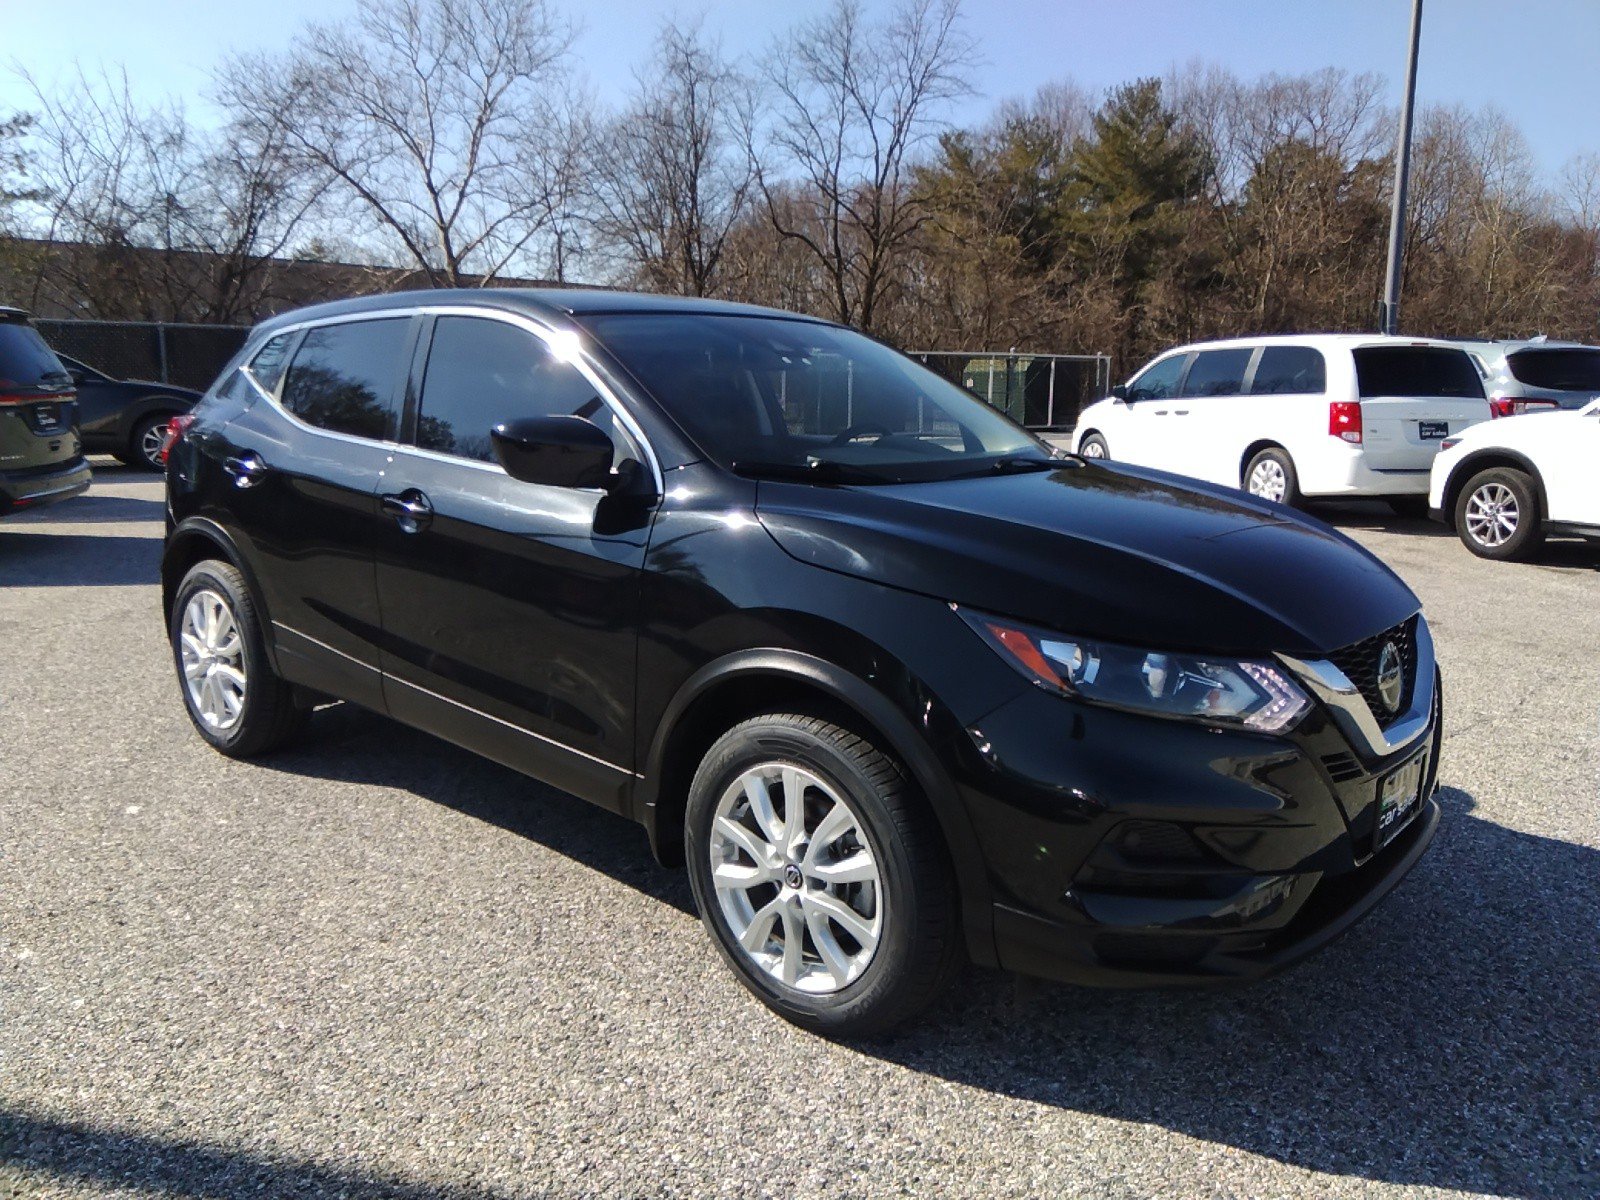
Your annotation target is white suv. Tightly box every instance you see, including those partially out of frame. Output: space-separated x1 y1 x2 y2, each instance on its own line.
1073 335 1491 511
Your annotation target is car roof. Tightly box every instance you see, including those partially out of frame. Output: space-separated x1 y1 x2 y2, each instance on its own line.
252 288 833 339
0 305 31 322
1151 333 1485 358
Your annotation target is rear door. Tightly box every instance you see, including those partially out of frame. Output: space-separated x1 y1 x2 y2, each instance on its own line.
1352 345 1489 470
203 316 414 710
0 318 78 476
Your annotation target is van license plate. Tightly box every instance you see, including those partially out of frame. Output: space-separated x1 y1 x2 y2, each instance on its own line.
1376 752 1427 849
1419 421 1448 439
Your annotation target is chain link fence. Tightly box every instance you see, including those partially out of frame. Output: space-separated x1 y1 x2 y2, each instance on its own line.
909 351 1111 431
34 319 251 391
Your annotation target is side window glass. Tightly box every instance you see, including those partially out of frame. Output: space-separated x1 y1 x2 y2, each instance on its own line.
416 317 612 464
1127 354 1187 401
245 332 296 396
1250 346 1327 395
1179 349 1252 398
281 319 409 440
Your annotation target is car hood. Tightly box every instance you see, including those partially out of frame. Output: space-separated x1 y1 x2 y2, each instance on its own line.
755 462 1418 657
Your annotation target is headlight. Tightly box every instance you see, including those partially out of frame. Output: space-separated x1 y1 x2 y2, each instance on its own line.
957 607 1310 733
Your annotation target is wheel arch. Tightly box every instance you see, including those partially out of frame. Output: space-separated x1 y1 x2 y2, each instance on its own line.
1439 448 1548 531
638 648 998 967
1076 428 1106 453
117 395 194 443
162 517 283 673
1239 439 1290 489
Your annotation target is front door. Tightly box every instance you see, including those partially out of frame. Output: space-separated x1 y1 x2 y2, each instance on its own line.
372 313 656 814
1119 351 1193 470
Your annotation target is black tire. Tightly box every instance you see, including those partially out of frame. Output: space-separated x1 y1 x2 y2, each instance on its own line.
117 413 176 471
1078 432 1109 460
1453 466 1544 561
1386 495 1429 519
685 713 962 1038
1243 446 1303 508
170 559 308 756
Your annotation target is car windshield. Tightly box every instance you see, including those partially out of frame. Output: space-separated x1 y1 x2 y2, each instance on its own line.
1505 348 1600 392
584 313 1048 483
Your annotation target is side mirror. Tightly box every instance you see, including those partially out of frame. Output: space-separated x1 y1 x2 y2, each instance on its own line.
1109 383 1129 402
491 415 618 490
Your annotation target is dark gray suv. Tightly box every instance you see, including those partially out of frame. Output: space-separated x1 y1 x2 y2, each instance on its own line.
0 307 90 516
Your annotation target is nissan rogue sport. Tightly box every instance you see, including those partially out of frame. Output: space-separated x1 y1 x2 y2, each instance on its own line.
162 291 1443 1036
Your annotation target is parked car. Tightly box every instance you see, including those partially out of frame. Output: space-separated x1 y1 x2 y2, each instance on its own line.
1471 338 1600 417
0 306 90 517
1429 398 1600 560
1072 335 1490 514
162 291 1442 1036
55 353 202 471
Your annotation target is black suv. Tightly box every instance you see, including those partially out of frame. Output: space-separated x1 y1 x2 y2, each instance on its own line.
59 353 202 471
0 307 91 516
162 291 1442 1035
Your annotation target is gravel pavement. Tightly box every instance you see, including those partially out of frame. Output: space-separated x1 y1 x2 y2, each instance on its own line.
2 465 1597 1199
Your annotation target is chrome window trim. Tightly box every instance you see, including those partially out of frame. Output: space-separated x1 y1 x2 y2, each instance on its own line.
1278 615 1436 760
251 304 663 492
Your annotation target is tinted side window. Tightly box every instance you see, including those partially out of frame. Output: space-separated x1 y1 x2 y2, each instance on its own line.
1354 347 1483 399
0 321 71 389
416 317 607 463
1250 346 1327 395
1179 349 1252 397
246 332 296 396
1126 354 1188 401
281 319 410 439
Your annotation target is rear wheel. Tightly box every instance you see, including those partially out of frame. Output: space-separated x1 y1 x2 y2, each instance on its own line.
1454 467 1544 561
685 713 961 1038
1244 447 1302 508
170 560 307 756
117 413 175 471
1078 432 1109 460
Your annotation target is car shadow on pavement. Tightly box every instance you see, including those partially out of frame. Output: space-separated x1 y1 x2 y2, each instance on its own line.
872 785 1598 1198
0 529 162 586
9 490 167 524
258 703 695 917
0 1110 515 1200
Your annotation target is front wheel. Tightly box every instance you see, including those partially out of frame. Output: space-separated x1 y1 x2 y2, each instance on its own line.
1244 446 1303 508
685 714 961 1038
1078 432 1109 460
170 560 308 756
1454 467 1544 561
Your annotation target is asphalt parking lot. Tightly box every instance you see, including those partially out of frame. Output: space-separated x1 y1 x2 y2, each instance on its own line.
2 464 1597 1200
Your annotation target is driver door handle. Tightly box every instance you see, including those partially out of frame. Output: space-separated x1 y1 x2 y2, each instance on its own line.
380 489 433 532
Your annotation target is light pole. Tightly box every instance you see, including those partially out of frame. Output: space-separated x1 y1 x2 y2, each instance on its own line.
1379 0 1424 335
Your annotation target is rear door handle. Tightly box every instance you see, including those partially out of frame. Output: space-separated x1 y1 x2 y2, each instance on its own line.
380 489 433 532
222 453 268 488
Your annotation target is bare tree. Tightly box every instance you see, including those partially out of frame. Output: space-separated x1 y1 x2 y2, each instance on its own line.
218 0 583 287
590 20 753 296
752 0 974 332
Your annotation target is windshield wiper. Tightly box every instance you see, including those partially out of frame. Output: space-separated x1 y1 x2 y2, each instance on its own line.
731 459 890 485
945 455 1063 480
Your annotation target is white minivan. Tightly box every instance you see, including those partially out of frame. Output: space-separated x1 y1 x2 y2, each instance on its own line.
1072 335 1491 511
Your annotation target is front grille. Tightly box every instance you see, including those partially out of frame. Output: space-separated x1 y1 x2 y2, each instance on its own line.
1326 615 1418 728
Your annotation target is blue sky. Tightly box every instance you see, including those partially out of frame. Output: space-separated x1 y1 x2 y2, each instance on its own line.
5 0 1597 178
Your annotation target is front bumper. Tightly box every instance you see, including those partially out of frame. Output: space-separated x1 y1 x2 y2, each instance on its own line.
0 457 92 515
958 648 1443 987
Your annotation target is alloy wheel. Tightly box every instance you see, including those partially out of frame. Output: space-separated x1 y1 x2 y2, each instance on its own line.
1248 459 1287 502
179 589 248 731
708 762 884 994
1080 440 1106 459
139 420 170 469
1465 482 1519 548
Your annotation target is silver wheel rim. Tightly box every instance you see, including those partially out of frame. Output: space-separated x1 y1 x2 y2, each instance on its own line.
179 589 247 731
1248 458 1288 501
140 421 169 466
709 762 884 995
1081 439 1106 459
1465 482 1519 547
